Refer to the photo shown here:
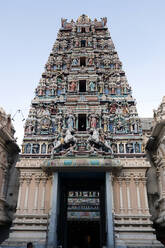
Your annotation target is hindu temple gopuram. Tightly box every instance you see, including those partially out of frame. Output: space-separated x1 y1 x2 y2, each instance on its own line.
2 15 164 248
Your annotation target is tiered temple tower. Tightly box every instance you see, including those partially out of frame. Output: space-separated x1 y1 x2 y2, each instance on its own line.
4 15 163 248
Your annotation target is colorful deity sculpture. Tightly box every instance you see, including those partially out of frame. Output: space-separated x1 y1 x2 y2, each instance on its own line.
67 115 74 130
89 81 95 91
69 81 77 91
90 116 97 128
72 58 78 66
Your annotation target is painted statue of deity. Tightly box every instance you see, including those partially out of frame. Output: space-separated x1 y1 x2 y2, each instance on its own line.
116 87 121 95
89 81 95 91
57 77 62 84
90 116 97 128
119 143 124 153
69 81 77 92
57 86 62 96
75 40 79 47
104 85 109 95
67 115 74 130
40 117 51 131
111 87 115 94
57 121 62 132
122 105 129 115
99 83 103 94
87 38 92 47
88 58 93 66
135 143 140 153
110 103 117 114
72 58 78 66
46 64 52 71
103 119 108 132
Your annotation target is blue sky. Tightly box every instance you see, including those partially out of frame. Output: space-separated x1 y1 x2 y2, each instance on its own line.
0 0 165 145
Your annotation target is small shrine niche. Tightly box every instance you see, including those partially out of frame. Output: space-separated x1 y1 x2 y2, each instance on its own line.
81 27 86 33
78 114 86 131
81 40 86 47
80 57 86 66
79 80 86 92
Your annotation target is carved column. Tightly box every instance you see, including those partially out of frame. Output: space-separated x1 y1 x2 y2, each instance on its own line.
133 142 135 153
157 168 163 196
40 176 47 213
105 172 115 248
135 177 141 214
118 177 124 213
117 143 119 154
111 175 114 213
86 114 89 129
16 177 24 211
47 172 59 248
125 177 131 214
157 160 165 224
123 143 126 154
34 175 41 212
24 177 31 212
139 143 142 153
141 177 149 214
76 114 78 129
160 160 165 198
0 168 7 200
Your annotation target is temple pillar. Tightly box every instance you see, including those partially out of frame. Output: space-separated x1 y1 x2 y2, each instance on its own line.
161 161 165 197
106 172 115 248
123 143 126 154
117 143 119 154
41 176 47 213
0 168 7 200
125 176 131 214
118 177 124 213
135 177 142 214
142 177 149 214
24 177 31 212
33 176 40 212
16 177 24 212
111 175 114 213
157 168 163 196
47 172 59 248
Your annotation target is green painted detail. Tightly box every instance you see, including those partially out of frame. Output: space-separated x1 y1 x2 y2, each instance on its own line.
64 160 73 166
90 160 99 166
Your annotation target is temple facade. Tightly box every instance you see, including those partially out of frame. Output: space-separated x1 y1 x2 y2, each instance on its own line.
2 15 163 248
0 107 20 243
146 96 165 245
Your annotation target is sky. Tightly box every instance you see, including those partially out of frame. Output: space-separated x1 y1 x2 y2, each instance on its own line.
0 0 165 146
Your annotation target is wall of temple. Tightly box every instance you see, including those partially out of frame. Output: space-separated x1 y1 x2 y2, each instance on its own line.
0 107 19 243
146 96 165 245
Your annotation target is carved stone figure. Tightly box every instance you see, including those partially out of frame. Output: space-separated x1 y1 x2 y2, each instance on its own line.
88 58 93 65
69 81 77 91
89 81 95 91
53 129 77 154
90 116 97 128
40 117 51 130
67 115 74 130
64 129 76 144
72 58 78 66
110 103 117 114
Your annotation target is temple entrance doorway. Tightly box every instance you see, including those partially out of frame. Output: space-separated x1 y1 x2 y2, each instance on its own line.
58 172 106 248
67 221 100 248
